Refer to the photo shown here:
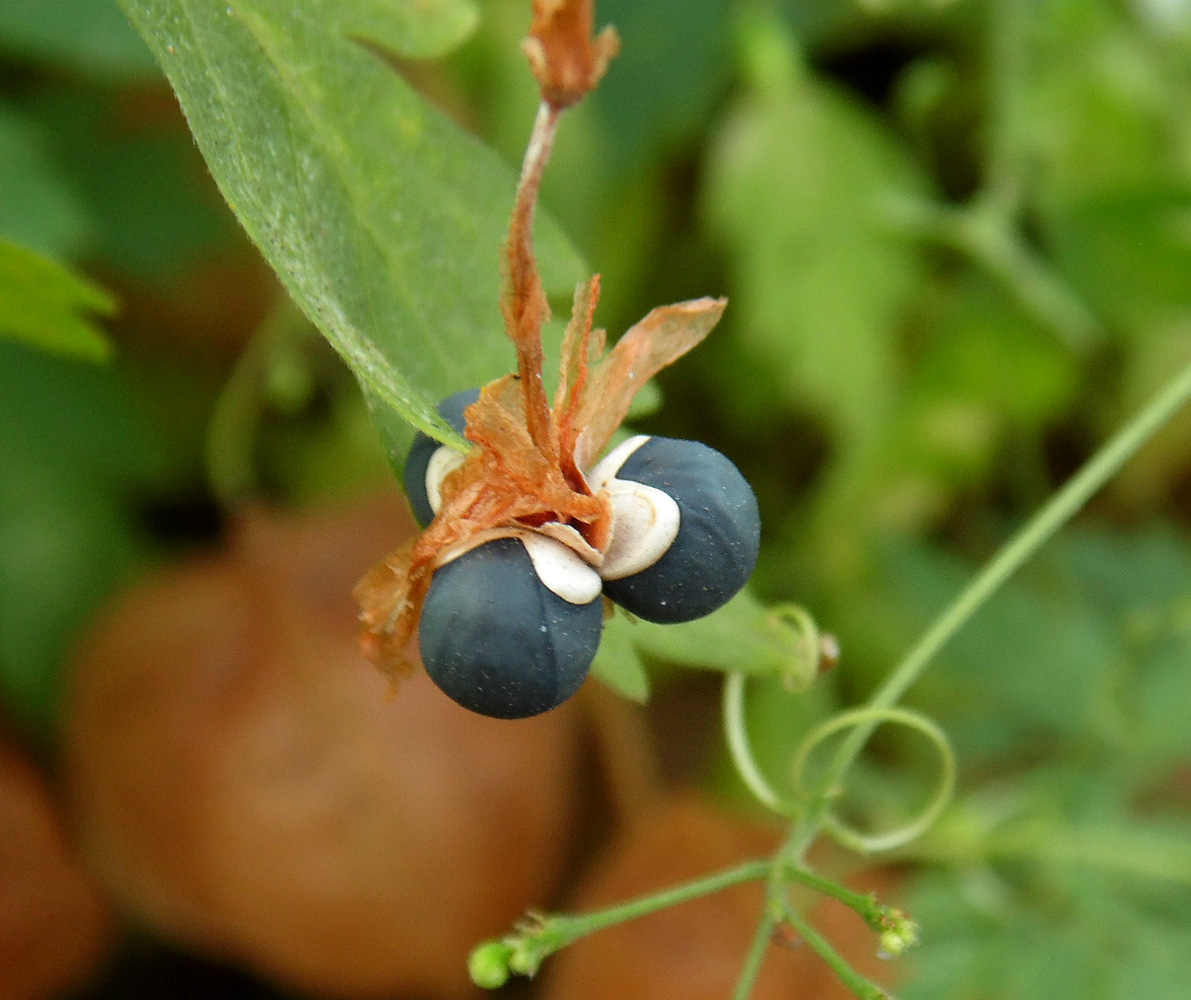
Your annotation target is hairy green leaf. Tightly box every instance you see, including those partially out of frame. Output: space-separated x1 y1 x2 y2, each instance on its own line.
0 240 114 362
904 801 1191 1000
119 0 585 463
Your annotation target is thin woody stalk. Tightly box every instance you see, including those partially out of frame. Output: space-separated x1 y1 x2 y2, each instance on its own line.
503 101 564 456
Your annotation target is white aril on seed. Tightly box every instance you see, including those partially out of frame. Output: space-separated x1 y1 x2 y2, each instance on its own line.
425 445 467 516
520 533 604 605
588 435 682 582
599 479 680 580
587 434 652 490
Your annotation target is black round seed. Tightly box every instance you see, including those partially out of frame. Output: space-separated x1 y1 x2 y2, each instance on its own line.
419 537 603 719
600 437 760 624
403 387 479 527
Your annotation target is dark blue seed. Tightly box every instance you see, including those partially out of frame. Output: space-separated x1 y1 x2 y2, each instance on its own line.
419 537 603 719
403 388 480 527
601 437 759 624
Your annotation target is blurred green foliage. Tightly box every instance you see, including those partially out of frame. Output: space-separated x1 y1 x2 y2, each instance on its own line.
5 0 1191 996
0 239 114 359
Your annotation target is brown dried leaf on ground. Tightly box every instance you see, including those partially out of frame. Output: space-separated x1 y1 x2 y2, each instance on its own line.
0 737 114 1000
66 493 581 999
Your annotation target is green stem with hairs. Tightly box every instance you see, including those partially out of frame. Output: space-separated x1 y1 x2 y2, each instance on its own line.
469 859 772 985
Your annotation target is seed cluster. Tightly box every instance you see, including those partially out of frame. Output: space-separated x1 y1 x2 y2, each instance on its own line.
406 390 760 719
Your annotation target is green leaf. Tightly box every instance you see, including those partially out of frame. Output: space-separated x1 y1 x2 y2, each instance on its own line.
880 538 1114 758
1045 185 1191 331
0 0 158 79
608 591 819 692
30 87 241 284
0 240 114 362
593 590 822 703
1031 2 1177 200
902 801 1191 1000
119 0 586 465
593 0 731 174
914 277 1079 429
883 526 1191 766
703 16 924 446
870 276 1079 527
590 613 650 703
0 340 168 735
0 101 91 258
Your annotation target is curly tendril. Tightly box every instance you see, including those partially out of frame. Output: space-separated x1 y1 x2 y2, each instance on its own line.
791 706 957 854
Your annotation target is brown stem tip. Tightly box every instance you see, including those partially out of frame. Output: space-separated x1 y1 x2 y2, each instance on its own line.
523 0 620 109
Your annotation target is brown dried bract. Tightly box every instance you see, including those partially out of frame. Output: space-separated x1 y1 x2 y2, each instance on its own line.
523 0 620 109
354 282 725 682
568 295 727 473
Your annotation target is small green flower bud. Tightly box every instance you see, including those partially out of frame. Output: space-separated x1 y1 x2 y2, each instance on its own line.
876 909 919 958
469 940 514 989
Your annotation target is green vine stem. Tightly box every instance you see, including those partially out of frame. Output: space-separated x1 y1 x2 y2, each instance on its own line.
785 866 919 957
779 351 1191 866
778 900 892 1000
468 859 771 988
475 314 1191 1000
729 903 779 1000
721 601 825 815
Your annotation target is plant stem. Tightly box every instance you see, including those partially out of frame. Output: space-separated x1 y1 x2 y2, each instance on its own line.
554 859 770 937
784 352 1191 862
503 858 772 975
731 904 779 1000
791 706 956 854
985 0 1027 211
783 864 918 956
505 100 562 454
785 865 879 915
779 902 892 1000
